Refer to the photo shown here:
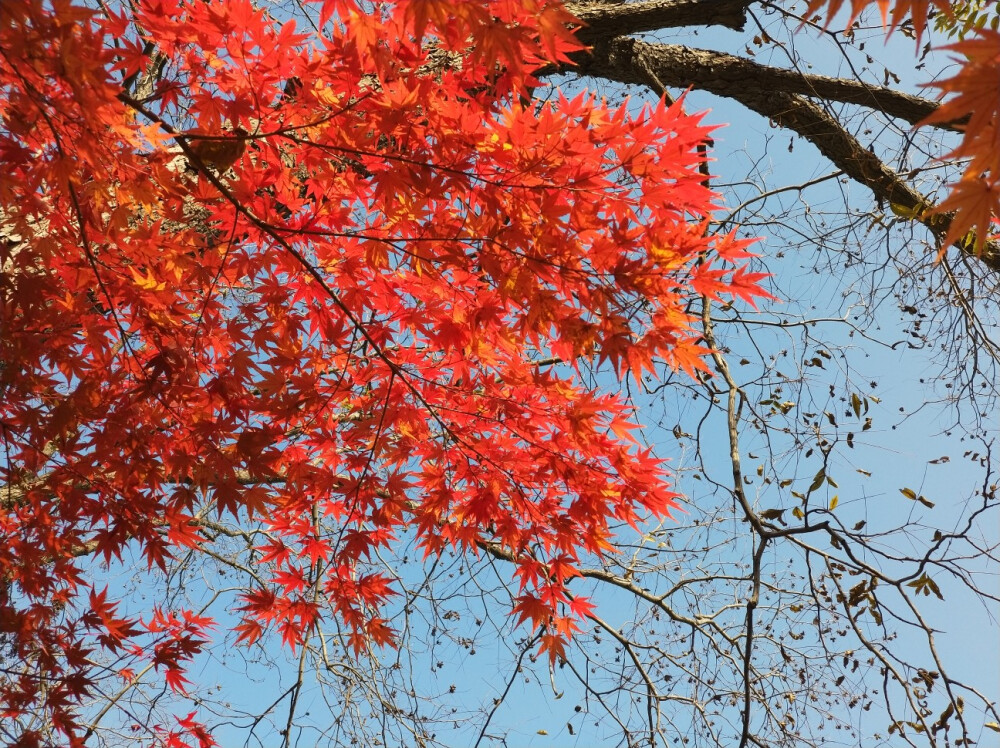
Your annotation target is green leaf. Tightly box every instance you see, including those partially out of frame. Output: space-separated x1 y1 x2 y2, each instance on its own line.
808 469 825 494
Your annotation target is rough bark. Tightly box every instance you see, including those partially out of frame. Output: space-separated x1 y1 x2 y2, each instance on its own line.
570 34 1000 269
568 0 753 37
574 38 952 130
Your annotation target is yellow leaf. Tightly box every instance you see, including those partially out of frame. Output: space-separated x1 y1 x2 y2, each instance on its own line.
129 266 166 292
889 201 928 220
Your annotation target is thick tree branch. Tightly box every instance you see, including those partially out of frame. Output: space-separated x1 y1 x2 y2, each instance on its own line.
567 0 753 39
574 36 1000 269
575 38 951 130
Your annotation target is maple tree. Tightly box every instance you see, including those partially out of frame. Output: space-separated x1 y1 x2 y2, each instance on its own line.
0 0 765 744
2 0 999 746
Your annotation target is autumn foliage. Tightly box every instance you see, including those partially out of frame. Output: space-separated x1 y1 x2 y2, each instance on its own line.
3 0 997 741
0 0 772 743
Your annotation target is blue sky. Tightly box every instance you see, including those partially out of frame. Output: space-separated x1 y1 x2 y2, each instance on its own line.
72 4 1000 747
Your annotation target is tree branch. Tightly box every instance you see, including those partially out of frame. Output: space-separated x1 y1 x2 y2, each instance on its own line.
576 38 952 131
568 0 753 39
574 36 1000 269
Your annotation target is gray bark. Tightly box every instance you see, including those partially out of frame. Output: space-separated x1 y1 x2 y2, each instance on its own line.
568 0 754 37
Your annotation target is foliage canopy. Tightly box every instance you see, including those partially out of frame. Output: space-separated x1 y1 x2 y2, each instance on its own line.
0 0 997 746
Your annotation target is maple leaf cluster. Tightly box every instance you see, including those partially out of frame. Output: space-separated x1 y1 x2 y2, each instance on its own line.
0 0 767 742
